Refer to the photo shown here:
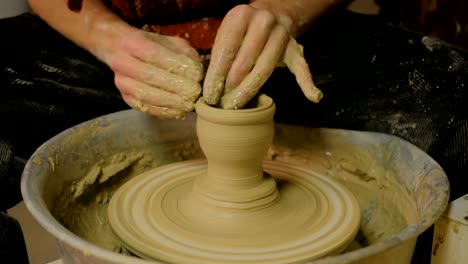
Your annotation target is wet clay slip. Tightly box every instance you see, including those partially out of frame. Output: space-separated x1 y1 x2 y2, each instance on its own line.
107 94 361 263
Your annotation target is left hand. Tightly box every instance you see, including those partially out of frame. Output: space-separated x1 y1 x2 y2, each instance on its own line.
203 4 323 109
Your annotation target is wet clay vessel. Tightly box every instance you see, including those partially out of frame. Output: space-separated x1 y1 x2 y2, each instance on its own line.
107 94 361 263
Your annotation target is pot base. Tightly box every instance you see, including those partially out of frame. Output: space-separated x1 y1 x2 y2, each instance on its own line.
108 159 360 264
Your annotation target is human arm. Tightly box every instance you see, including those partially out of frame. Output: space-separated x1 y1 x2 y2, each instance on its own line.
203 0 353 109
28 0 205 119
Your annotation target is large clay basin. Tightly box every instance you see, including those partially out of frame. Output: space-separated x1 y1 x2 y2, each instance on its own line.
21 109 449 264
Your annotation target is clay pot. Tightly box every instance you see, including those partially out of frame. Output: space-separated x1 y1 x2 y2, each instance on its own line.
193 95 278 208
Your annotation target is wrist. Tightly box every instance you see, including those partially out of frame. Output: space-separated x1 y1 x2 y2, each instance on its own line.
86 13 133 64
249 0 351 37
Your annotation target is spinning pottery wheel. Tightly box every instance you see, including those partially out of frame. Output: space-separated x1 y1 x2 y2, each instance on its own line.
107 95 360 263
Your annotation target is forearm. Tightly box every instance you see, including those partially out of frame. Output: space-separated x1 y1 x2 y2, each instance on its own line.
249 0 353 36
28 0 131 63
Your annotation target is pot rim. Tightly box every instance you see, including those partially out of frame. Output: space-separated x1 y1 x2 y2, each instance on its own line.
196 94 275 125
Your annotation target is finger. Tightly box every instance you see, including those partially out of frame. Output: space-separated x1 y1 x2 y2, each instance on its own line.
145 32 200 61
110 54 201 101
121 93 186 119
166 36 200 60
282 38 323 103
122 32 204 82
115 74 195 112
203 5 253 105
220 24 289 109
224 9 276 93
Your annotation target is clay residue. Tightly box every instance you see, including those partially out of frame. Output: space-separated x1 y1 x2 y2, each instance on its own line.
266 126 421 248
52 122 423 258
52 132 204 254
70 152 144 199
53 151 154 253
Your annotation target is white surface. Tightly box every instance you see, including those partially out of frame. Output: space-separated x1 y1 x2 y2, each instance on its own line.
7 202 61 264
0 0 30 19
431 194 468 264
347 0 380 15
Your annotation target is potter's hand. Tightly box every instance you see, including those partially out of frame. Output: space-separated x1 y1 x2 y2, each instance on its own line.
30 0 205 119
203 4 323 109
108 28 204 119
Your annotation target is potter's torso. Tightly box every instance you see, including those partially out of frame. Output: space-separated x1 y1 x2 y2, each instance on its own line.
103 0 248 50
103 0 249 25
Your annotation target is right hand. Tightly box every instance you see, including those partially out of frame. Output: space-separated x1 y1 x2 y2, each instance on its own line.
99 26 205 119
203 4 323 110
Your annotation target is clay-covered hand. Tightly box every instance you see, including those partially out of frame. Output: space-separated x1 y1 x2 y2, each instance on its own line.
106 27 205 119
30 0 205 119
203 4 323 109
